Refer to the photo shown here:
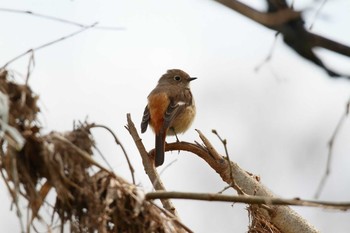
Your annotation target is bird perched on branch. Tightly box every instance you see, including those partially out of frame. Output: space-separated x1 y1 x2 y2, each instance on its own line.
141 69 197 166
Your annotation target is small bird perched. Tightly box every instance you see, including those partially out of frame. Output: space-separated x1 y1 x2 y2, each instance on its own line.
141 69 197 167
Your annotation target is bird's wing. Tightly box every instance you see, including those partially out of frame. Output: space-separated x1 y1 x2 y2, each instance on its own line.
162 100 186 132
141 105 150 133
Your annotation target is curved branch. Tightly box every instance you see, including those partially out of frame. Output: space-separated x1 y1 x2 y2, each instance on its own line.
161 131 319 233
89 124 135 184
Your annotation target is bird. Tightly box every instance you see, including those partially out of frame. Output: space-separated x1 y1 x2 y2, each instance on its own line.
141 69 197 166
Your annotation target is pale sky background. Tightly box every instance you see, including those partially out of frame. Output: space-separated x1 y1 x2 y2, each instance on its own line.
1 0 350 232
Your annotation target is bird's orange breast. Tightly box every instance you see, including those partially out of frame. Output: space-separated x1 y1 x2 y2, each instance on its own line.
147 92 170 134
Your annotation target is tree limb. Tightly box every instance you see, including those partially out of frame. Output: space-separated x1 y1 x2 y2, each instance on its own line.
214 0 300 29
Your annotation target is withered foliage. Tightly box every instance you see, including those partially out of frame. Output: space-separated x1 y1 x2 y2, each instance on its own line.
247 205 281 233
0 69 186 232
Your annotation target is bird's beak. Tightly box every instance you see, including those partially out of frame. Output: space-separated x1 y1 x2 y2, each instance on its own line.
188 77 197 82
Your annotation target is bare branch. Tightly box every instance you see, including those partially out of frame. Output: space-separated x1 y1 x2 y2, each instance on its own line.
212 129 245 195
0 8 125 31
146 191 350 211
315 98 350 198
255 32 279 72
25 51 35 86
309 0 328 30
310 32 350 57
89 124 136 184
214 0 301 28
1 22 98 69
214 0 350 78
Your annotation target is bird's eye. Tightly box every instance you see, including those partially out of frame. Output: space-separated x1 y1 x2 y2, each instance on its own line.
174 75 181 81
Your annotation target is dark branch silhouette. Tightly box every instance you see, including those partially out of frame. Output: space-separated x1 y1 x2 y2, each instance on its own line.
214 0 350 78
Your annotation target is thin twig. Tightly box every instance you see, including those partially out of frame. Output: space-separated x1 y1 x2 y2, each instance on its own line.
93 145 114 171
195 129 222 161
25 51 35 86
0 8 125 31
309 0 328 30
314 99 350 198
255 32 279 72
159 159 178 177
212 130 229 159
1 22 98 69
212 129 245 195
146 191 350 211
217 185 231 194
89 124 135 184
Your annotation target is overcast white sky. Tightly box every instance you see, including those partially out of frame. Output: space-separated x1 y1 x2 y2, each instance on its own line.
1 0 350 232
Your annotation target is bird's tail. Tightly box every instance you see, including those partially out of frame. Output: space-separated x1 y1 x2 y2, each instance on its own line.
155 133 165 167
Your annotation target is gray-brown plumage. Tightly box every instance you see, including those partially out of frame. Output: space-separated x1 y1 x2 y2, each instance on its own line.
141 69 196 166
